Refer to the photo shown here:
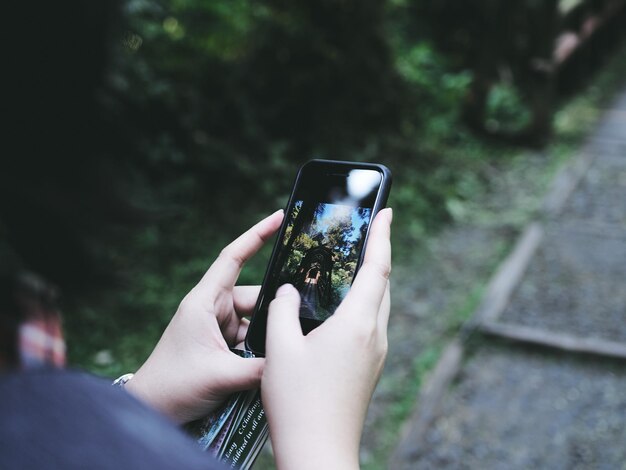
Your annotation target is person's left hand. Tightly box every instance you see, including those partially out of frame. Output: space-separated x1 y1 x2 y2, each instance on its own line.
125 210 284 424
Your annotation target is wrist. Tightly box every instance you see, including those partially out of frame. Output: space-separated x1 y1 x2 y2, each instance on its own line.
274 444 359 470
270 423 360 470
123 365 184 423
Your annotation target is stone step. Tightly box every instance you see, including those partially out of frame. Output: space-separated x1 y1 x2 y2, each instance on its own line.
392 344 626 469
559 152 626 225
498 221 626 343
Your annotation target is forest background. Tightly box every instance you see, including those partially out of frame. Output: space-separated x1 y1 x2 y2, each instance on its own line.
48 0 623 376
6 0 621 379
3 0 626 466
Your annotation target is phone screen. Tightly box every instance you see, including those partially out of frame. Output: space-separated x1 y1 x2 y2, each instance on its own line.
247 162 388 355
278 177 378 321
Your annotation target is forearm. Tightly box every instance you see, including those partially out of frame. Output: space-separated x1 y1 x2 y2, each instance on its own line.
270 425 360 470
265 387 368 470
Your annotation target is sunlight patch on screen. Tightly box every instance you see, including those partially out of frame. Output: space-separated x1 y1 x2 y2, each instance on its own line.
347 169 381 201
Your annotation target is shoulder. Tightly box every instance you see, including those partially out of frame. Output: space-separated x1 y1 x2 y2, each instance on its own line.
0 369 224 470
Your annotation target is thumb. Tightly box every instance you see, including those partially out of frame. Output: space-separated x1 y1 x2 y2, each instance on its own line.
266 284 302 355
215 354 265 392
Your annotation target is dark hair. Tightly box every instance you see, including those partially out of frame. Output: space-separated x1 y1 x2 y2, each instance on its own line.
1 1 130 286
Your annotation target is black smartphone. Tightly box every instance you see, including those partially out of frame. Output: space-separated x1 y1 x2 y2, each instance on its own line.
245 159 392 356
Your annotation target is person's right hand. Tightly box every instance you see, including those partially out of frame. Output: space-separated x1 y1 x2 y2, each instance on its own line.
261 208 392 470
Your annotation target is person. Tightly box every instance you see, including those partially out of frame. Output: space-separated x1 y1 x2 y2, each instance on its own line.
1 2 392 467
0 207 392 469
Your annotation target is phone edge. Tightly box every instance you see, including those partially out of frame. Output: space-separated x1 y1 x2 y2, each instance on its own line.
244 159 392 356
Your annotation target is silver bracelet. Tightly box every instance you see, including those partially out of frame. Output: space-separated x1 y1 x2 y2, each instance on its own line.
112 373 135 388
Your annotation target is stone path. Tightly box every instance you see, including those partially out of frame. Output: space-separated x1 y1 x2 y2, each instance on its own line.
390 90 626 469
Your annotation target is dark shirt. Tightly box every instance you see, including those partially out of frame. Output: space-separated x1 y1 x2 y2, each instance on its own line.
0 369 224 470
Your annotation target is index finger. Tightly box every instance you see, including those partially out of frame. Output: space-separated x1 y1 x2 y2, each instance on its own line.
198 210 284 293
338 208 392 320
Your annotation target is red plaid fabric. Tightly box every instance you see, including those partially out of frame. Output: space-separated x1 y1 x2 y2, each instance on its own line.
1 272 66 369
18 311 66 368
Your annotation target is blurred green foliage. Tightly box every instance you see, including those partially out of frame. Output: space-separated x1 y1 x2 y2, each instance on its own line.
66 0 476 375
1 1 624 468
58 0 626 378
30 1 620 466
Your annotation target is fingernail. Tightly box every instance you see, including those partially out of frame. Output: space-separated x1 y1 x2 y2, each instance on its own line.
380 207 392 223
276 284 294 297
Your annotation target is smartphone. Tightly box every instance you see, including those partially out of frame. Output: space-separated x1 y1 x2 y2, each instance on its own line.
245 159 392 356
